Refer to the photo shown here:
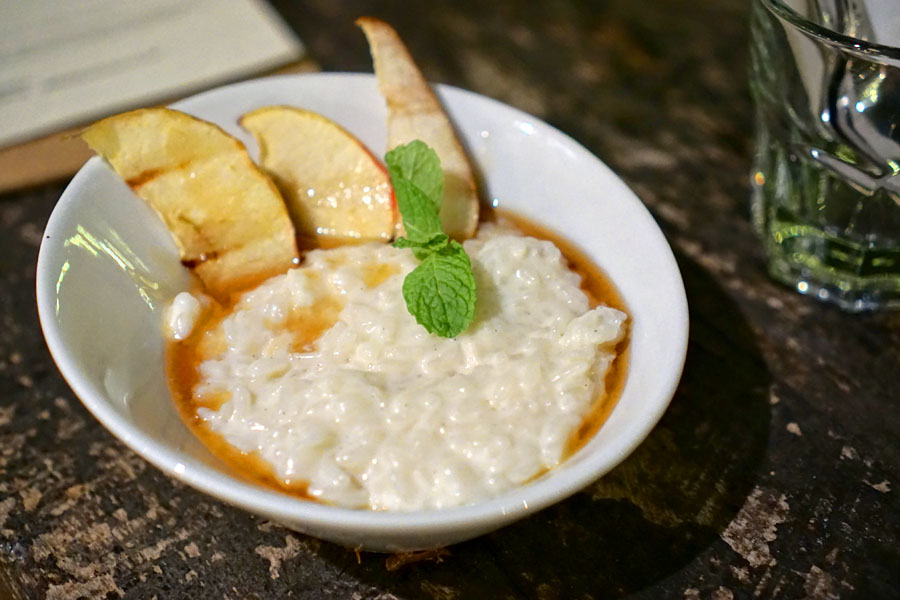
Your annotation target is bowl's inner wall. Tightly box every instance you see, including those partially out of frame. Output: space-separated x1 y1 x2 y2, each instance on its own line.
48 164 230 469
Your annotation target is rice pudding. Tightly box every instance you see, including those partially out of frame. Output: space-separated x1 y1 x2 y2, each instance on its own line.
166 220 628 511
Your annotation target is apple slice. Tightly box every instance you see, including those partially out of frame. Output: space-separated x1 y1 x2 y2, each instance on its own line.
240 106 396 245
356 16 479 240
81 108 299 297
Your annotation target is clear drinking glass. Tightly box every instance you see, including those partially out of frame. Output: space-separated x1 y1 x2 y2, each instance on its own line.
750 0 900 310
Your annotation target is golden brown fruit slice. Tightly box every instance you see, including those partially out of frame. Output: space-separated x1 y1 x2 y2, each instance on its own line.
81 108 298 297
240 106 396 245
356 16 479 240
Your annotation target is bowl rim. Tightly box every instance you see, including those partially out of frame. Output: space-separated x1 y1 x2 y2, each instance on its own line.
36 72 689 536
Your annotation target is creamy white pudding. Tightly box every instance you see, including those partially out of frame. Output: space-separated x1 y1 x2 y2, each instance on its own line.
166 221 627 511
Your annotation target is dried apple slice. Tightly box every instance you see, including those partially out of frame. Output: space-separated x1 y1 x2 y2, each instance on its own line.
356 16 479 240
81 108 299 297
240 106 396 245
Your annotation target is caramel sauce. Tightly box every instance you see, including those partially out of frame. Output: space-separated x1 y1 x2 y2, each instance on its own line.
166 298 312 497
362 262 400 288
488 209 630 459
166 209 630 499
287 297 343 353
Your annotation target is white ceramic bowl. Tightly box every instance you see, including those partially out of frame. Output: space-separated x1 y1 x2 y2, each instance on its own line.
36 73 688 552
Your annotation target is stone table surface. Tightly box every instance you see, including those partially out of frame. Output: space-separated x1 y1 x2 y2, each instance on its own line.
1 0 898 598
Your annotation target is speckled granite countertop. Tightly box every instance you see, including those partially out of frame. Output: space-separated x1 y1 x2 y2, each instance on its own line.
1 1 898 598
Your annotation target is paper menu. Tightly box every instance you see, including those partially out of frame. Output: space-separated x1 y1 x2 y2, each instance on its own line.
0 0 305 148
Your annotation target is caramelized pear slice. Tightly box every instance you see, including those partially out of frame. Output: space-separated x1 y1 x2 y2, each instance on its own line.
357 16 479 240
240 106 396 245
81 108 299 296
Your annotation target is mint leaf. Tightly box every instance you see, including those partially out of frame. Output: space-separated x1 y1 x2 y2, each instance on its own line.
392 234 449 250
387 141 477 338
385 140 443 211
393 234 449 260
402 241 476 338
391 178 443 242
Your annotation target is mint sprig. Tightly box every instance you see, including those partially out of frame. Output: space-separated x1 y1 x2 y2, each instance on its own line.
386 141 476 338
391 178 444 246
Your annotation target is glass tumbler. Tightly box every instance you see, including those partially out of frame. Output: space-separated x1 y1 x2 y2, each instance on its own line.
750 0 900 310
